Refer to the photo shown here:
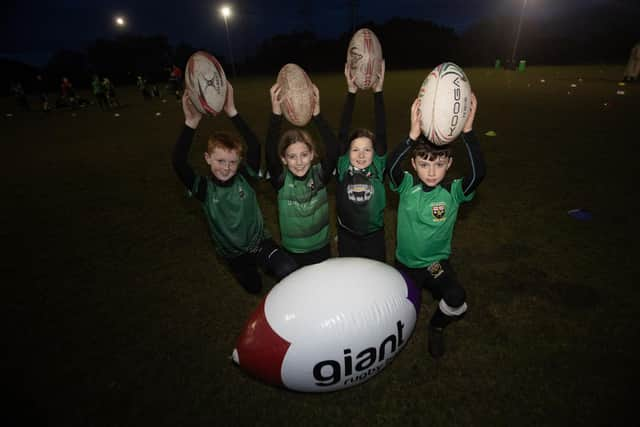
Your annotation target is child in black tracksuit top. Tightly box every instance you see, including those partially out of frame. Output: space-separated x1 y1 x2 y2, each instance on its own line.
335 61 387 262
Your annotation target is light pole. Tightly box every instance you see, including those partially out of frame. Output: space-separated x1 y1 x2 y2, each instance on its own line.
510 0 528 69
220 5 237 78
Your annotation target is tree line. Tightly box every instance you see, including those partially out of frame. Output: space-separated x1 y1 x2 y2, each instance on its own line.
2 9 638 96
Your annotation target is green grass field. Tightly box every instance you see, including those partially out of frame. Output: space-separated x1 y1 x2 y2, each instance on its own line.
3 65 639 426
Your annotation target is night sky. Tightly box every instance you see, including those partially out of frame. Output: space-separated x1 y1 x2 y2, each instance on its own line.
1 0 631 67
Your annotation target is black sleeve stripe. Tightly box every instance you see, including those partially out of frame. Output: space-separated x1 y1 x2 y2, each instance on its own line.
388 138 413 188
460 131 486 196
461 137 477 195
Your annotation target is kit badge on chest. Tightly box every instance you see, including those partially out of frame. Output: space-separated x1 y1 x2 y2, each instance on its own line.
432 202 446 221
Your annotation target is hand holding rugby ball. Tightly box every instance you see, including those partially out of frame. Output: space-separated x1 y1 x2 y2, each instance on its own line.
276 63 315 127
184 51 227 115
418 62 471 145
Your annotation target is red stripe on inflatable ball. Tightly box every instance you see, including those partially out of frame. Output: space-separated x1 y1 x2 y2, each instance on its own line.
234 298 290 387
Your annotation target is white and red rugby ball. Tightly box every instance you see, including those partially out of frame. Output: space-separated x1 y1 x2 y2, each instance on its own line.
418 62 471 145
185 51 227 115
277 63 315 127
232 258 421 392
347 28 383 90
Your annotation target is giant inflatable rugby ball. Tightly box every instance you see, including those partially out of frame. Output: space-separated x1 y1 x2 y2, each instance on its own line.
277 63 315 127
232 258 421 392
418 62 471 145
185 51 227 115
347 28 383 90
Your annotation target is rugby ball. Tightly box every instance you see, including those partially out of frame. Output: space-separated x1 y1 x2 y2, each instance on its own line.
277 63 315 127
232 257 421 392
418 62 471 145
185 51 227 115
347 28 383 90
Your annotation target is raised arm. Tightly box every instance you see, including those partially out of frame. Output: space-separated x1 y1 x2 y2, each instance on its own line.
373 60 387 156
266 83 285 188
225 82 261 173
387 98 421 188
172 92 206 201
338 63 358 154
311 84 339 183
459 93 486 195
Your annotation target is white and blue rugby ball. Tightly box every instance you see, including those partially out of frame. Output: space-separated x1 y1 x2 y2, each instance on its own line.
418 62 471 145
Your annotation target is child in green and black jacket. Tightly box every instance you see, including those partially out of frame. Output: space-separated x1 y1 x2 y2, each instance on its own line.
387 93 485 358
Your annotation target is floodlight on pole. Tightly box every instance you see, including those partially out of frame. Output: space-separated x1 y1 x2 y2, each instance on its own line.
220 5 237 78
510 0 528 68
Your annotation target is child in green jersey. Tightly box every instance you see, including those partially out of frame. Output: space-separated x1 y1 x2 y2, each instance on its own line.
387 93 486 358
336 61 387 261
266 83 339 268
172 82 297 294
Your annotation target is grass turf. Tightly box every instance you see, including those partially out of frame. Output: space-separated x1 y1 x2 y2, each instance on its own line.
2 65 638 426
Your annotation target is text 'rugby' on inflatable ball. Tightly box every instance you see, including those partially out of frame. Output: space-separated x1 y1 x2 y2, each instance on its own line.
418 62 471 145
232 257 421 392
347 28 383 90
277 63 315 127
185 51 227 115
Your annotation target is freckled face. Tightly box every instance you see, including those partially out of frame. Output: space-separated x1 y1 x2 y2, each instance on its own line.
205 147 240 182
